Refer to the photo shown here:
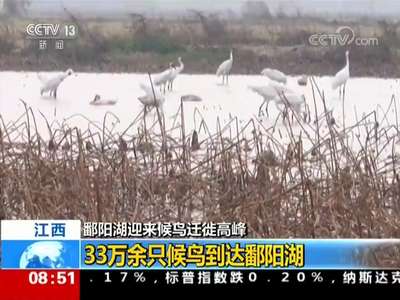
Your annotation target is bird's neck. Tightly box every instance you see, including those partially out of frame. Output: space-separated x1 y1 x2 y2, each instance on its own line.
346 55 349 69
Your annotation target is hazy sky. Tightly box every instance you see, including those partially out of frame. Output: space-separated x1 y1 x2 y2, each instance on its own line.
18 0 400 18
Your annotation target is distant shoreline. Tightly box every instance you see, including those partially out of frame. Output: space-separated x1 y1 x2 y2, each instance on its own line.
1 16 399 78
0 55 398 78
1 70 399 80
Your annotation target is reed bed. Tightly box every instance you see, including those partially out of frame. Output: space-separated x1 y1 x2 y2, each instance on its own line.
1 78 400 240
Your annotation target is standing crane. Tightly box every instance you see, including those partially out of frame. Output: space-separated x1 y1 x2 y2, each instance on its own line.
216 50 233 85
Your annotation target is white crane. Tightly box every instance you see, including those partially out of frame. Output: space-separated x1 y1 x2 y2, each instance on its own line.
168 57 184 91
274 93 306 114
216 50 233 85
249 82 293 117
274 93 306 120
38 69 73 99
332 50 350 99
138 83 166 113
152 63 175 94
261 68 287 84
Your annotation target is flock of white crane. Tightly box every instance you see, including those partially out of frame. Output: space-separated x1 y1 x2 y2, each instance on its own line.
36 49 350 120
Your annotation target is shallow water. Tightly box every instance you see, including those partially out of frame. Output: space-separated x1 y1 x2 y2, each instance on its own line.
0 72 399 144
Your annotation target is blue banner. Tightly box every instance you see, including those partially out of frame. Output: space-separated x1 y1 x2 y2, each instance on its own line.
80 239 400 270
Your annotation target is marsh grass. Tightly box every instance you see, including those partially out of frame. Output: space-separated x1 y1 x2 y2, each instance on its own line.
1 79 400 245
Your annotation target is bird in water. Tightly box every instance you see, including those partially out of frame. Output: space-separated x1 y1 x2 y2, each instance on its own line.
332 50 350 100
89 94 118 106
249 82 293 117
38 69 74 99
273 92 307 123
261 68 287 85
138 83 166 113
153 63 175 94
168 57 184 91
216 50 233 85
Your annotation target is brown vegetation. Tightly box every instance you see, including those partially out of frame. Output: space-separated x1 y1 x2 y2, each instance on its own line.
0 14 400 76
1 80 400 239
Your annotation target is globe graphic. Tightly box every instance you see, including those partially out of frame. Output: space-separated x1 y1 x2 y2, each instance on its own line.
19 241 69 269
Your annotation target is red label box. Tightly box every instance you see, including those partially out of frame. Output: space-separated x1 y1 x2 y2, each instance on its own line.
0 270 80 300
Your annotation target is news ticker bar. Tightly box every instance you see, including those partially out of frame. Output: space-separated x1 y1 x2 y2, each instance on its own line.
81 270 400 289
0 269 398 297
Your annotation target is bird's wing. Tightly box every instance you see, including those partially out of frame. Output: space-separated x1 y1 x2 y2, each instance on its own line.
248 85 263 94
39 75 58 90
152 72 164 85
331 78 340 90
139 83 164 104
249 85 275 99
152 70 166 84
139 83 153 95
169 69 179 80
275 92 304 105
332 67 347 90
216 60 229 76
153 68 174 84
286 94 304 104
46 74 65 88
262 68 286 83
270 82 292 94
261 68 274 77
